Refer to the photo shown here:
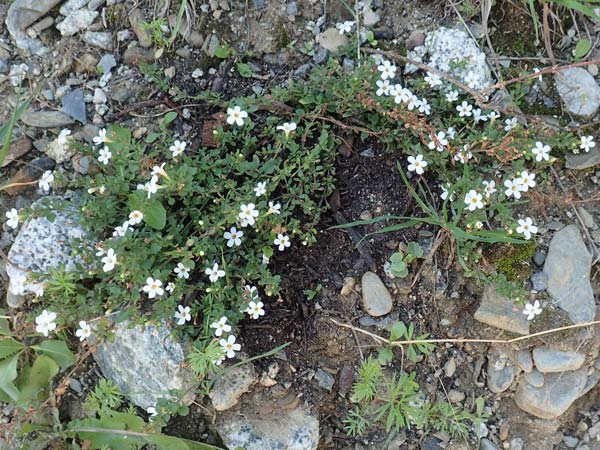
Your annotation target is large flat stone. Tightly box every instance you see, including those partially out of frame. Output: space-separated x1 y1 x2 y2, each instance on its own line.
474 285 529 335
532 347 585 373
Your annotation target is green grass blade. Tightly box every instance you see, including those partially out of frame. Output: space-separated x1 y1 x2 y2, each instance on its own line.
0 93 35 168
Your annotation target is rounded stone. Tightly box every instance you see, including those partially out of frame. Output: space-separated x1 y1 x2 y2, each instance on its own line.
360 271 393 317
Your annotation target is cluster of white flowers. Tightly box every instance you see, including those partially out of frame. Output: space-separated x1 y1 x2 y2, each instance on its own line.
210 315 239 365
376 59 432 115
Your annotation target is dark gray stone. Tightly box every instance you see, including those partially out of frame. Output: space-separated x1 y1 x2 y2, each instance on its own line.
480 438 500 450
314 369 335 391
21 110 76 128
487 348 517 393
62 89 87 123
530 272 547 292
293 63 312 79
566 147 600 170
533 251 546 267
312 47 329 65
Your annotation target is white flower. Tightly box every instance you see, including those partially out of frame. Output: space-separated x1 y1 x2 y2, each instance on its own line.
166 282 175 293
445 90 459 102
246 301 265 319
440 184 454 201
261 253 270 265
254 181 267 197
243 285 260 300
504 178 523 199
487 111 500 121
504 117 518 131
35 310 57 337
518 170 536 192
205 263 225 283
57 128 71 145
533 67 542 82
128 210 144 225
98 146 112 165
274 233 290 251
376 79 391 96
336 20 354 34
407 154 427 175
5 208 19 229
456 101 473 117
220 335 241 359
531 141 551 162
224 227 243 247
268 201 281 215
239 203 259 227
101 248 117 272
464 71 478 89
427 131 448 152
226 105 248 126
472 108 487 124
454 145 473 164
93 128 109 145
377 60 396 80
406 94 419 110
418 98 431 115
147 405 158 418
139 175 159 199
213 354 226 366
112 221 129 237
482 180 497 198
277 122 297 137
151 163 167 177
464 190 484 211
142 277 164 298
174 305 191 325
210 316 231 337
424 72 442 88
174 262 190 279
39 170 54 192
516 217 538 240
579 136 595 153
31 283 45 298
446 127 456 140
75 320 92 342
169 140 187 158
523 300 542 320
10 272 27 295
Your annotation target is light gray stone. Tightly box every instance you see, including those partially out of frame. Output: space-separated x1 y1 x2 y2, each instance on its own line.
59 0 89 15
209 363 257 411
474 285 529 335
6 197 84 297
487 348 517 393
83 31 113 50
316 28 349 54
554 68 600 118
314 369 335 391
524 370 544 388
543 225 595 324
447 389 465 403
97 54 117 74
56 9 98 36
516 350 534 373
216 388 319 450
22 110 76 128
566 147 600 170
479 438 500 450
532 347 585 373
578 207 596 229
6 0 61 55
93 321 198 409
361 271 393 317
530 272 547 292
62 89 87 123
514 367 588 418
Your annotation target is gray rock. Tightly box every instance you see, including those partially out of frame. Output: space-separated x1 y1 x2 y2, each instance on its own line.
6 197 84 297
209 363 257 411
93 88 107 104
361 271 393 317
533 251 546 267
129 8 152 48
83 31 113 50
514 367 588 418
563 436 579 448
203 34 220 57
93 321 198 409
530 272 547 292
578 207 596 229
314 369 335 391
56 9 99 36
6 290 25 308
316 28 349 54
286 1 297 16
312 47 329 65
97 54 117 74
543 225 595 323
362 5 380 27
532 347 585 372
516 350 534 373
474 285 530 335
479 438 500 450
554 68 600 118
447 389 465 403
21 110 75 128
59 0 89 15
293 64 312 79
62 89 87 123
566 147 600 170
524 370 545 388
88 0 106 10
6 0 61 55
123 46 154 66
216 388 319 450
487 348 517 393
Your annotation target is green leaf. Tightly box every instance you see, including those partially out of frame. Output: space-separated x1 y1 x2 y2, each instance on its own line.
389 322 406 341
407 242 424 258
214 43 231 59
377 347 393 365
163 111 178 126
146 132 161 143
143 200 167 230
32 340 76 368
574 38 592 60
0 90 36 168
0 338 25 360
0 354 20 401
236 62 254 78
17 355 59 404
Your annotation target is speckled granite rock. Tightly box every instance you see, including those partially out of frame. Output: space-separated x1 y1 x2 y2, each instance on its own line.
6 197 85 298
554 68 600 119
92 321 198 409
209 363 257 411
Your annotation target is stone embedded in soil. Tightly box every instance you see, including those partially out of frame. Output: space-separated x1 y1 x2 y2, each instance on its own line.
123 46 155 67
209 363 257 411
532 347 586 373
524 370 545 388
6 0 62 55
514 366 588 419
480 439 501 450
516 350 534 373
92 320 198 410
129 8 153 48
554 68 600 119
487 347 517 393
83 31 114 51
21 110 76 128
216 386 319 450
566 147 600 170
530 272 547 292
314 368 335 391
543 225 595 324
62 89 87 123
360 271 393 317
56 9 98 36
316 28 349 54
59 0 89 15
6 197 82 297
474 285 530 335
1 136 32 167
